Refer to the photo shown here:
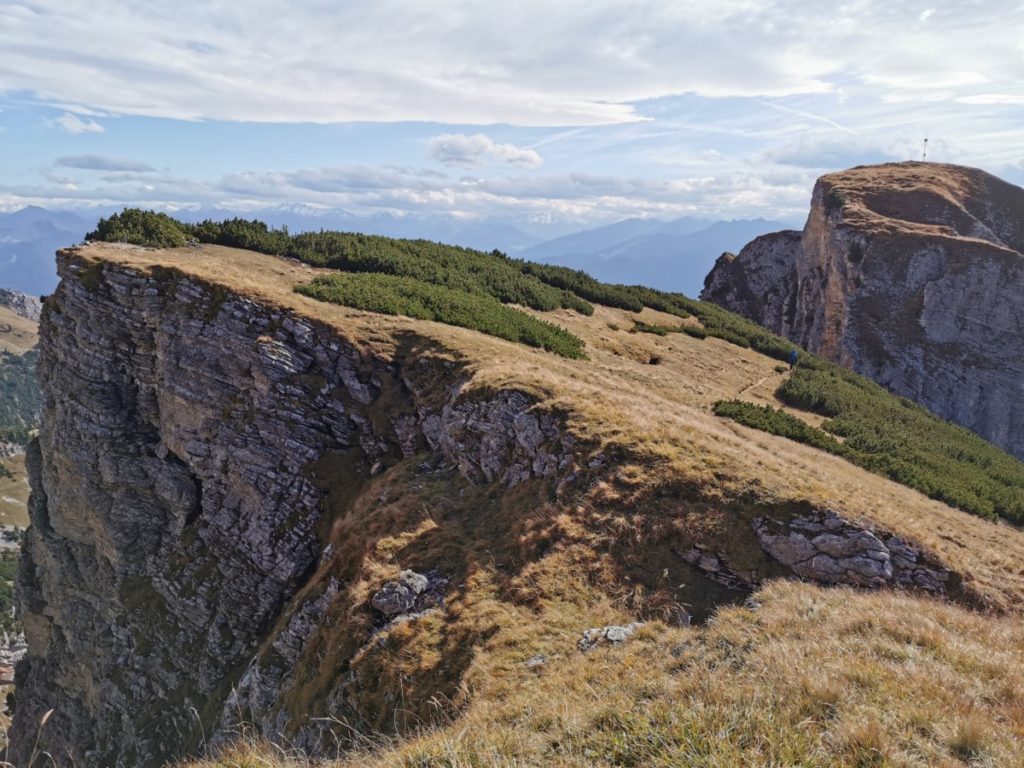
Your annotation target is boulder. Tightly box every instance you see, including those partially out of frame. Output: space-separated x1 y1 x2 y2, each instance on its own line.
578 622 644 652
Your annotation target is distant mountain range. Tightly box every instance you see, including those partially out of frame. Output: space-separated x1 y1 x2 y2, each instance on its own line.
0 207 91 296
0 206 793 299
519 217 790 297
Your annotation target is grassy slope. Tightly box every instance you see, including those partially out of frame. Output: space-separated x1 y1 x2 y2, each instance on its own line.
0 311 39 525
86 212 1024 526
0 306 38 355
72 243 1024 768
192 581 1024 768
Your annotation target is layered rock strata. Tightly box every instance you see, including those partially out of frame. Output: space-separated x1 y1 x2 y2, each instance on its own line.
703 162 1024 458
10 251 576 767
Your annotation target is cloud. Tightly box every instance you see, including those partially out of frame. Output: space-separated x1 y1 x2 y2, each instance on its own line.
763 133 913 170
1 1 1020 126
428 134 542 168
56 155 155 172
52 112 104 134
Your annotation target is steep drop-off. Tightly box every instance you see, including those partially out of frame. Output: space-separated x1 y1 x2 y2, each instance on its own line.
12 248 578 766
13 242 1024 766
703 161 1024 459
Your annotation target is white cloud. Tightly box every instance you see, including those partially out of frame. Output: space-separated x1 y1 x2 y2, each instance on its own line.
0 159 817 222
762 132 913 170
56 155 154 172
1 1 1020 126
52 112 104 134
427 134 542 168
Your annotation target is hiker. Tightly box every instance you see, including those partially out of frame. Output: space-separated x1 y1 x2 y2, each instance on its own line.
788 348 799 370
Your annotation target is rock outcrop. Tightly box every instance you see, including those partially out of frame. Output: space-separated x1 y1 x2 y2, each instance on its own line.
577 623 644 652
680 508 951 596
0 288 42 323
10 250 578 767
702 162 1024 459
753 509 951 593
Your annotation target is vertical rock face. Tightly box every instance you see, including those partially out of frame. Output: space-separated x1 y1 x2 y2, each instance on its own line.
11 252 576 767
702 162 1024 459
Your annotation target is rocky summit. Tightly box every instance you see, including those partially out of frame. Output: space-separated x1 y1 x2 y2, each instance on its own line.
702 161 1024 459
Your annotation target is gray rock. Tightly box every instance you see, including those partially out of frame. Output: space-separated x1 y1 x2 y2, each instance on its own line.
372 584 417 616
753 509 952 593
370 570 442 617
10 251 578 768
578 622 644 652
0 288 42 322
703 163 1024 461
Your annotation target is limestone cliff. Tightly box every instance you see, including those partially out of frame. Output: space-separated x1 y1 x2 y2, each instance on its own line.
702 161 1024 458
14 238 1024 767
11 250 575 767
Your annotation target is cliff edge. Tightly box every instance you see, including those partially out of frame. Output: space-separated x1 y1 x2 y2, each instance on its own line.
703 161 1024 458
12 240 1024 766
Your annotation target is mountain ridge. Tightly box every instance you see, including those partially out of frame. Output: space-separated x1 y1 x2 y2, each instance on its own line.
9 229 1024 766
702 161 1024 460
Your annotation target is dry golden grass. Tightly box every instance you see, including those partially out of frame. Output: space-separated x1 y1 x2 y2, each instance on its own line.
73 242 1024 612
823 161 1023 253
0 306 37 355
0 452 30 528
187 581 1024 768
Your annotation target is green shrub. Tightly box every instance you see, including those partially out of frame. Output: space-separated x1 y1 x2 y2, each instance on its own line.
87 209 189 248
192 219 596 315
713 401 845 455
683 325 708 340
297 273 586 359
715 354 1024 524
673 298 794 361
520 263 644 312
0 554 18 632
632 321 671 336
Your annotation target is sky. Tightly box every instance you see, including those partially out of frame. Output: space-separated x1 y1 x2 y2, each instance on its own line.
0 0 1022 228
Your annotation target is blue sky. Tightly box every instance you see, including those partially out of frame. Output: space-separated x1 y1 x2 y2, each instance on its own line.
1 0 1022 226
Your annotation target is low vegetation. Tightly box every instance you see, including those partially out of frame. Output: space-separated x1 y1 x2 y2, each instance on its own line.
297 273 587 359
716 354 1024 524
87 208 189 249
0 556 17 633
631 320 675 336
713 400 844 454
0 349 40 446
88 209 800 361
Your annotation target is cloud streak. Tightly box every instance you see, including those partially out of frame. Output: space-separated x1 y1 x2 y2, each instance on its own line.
52 112 104 134
56 155 155 172
1 1 1021 126
427 134 542 168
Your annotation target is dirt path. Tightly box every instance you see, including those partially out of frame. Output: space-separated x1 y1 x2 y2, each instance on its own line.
737 372 779 399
